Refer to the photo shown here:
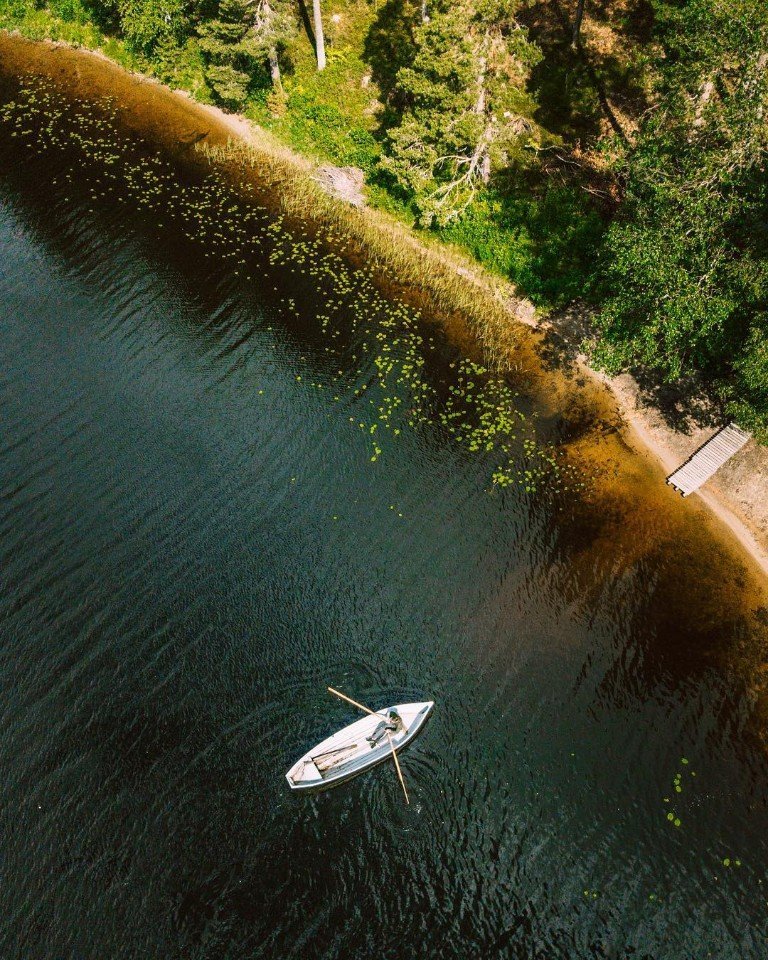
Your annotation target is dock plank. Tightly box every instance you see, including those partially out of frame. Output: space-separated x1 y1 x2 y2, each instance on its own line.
667 424 751 496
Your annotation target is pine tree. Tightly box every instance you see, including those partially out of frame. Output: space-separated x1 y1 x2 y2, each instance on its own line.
381 0 540 226
198 0 253 106
198 0 293 107
251 0 294 94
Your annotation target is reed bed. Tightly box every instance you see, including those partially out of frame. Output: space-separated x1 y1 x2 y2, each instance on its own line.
1 71 583 493
197 139 536 373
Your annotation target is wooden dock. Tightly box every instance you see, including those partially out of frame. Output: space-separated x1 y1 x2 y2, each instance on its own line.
666 423 752 497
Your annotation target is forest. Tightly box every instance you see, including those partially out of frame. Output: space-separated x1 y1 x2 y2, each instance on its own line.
1 0 767 439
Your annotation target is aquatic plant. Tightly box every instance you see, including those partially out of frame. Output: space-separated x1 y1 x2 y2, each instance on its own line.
0 79 582 495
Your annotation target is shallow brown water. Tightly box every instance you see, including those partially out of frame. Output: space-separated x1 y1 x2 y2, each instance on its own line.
1 36 768 960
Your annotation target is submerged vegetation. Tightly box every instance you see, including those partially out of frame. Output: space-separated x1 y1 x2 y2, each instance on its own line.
0 0 766 437
0 80 588 494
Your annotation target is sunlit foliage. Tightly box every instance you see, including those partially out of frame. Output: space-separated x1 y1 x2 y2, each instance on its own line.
592 0 768 439
380 0 540 226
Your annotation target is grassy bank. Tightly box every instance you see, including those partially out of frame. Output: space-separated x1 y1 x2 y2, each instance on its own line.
0 0 604 312
197 138 532 370
1 0 766 441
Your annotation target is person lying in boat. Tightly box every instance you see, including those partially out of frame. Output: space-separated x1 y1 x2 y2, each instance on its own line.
366 709 404 747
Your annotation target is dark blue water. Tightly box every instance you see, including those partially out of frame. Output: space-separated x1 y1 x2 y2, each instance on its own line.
1 64 768 960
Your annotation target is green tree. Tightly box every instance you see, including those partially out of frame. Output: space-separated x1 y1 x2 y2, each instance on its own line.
197 0 292 106
118 0 185 54
198 0 255 105
380 0 540 226
75 0 185 53
592 0 768 437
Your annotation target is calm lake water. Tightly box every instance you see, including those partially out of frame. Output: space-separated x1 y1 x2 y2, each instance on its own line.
1 62 768 960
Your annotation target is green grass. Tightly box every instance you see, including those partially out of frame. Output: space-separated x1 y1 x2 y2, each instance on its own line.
250 79 379 171
1 0 108 48
0 0 604 312
436 185 604 308
0 0 138 67
247 2 382 173
0 0 209 93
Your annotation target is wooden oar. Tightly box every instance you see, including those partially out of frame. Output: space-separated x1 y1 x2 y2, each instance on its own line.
327 687 383 718
327 686 410 805
385 730 410 805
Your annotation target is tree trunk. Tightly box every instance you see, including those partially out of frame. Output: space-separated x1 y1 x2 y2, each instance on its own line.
480 151 491 184
421 0 428 23
312 0 326 70
468 124 494 181
268 46 283 93
572 0 586 49
473 55 487 115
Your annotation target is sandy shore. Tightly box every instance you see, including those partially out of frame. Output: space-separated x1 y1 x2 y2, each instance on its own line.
1 30 767 582
202 68 768 578
535 309 768 578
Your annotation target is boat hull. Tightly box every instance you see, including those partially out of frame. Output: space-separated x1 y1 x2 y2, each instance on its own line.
286 701 434 793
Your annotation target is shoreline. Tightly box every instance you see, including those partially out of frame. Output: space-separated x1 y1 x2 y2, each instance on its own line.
534 310 768 579
2 30 767 581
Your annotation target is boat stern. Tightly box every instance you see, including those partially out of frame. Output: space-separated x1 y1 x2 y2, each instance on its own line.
286 756 323 790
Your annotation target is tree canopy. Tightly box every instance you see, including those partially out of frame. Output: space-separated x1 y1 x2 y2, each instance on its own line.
593 0 768 437
380 0 540 225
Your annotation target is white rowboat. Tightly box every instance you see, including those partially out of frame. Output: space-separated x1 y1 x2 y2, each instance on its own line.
286 701 434 792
